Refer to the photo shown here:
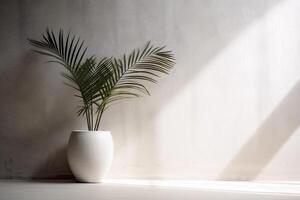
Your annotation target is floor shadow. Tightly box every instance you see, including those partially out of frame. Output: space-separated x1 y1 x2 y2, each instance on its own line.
26 179 77 183
218 80 300 180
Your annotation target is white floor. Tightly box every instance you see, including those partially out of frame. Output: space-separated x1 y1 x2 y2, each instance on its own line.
0 180 299 200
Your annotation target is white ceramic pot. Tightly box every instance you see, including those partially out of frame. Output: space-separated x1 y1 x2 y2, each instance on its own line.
67 130 113 183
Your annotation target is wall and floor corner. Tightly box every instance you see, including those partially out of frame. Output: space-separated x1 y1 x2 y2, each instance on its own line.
0 0 300 181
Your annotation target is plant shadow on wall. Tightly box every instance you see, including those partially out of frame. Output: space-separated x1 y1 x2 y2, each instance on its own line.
218 80 300 180
0 52 75 178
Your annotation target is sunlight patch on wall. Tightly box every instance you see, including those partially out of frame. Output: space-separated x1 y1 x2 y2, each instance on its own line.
155 0 300 179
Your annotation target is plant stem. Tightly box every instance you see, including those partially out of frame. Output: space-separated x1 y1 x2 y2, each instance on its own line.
91 103 94 130
94 104 105 131
86 110 91 131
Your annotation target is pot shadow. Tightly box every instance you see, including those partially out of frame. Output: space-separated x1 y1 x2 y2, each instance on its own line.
31 146 74 180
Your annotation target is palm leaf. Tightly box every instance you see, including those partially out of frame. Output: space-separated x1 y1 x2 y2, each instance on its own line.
29 29 175 131
97 41 175 110
28 29 113 130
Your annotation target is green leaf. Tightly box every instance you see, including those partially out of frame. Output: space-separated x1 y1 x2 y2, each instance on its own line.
28 29 175 131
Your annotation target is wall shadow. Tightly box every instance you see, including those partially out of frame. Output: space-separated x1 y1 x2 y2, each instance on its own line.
0 0 284 179
31 146 73 180
0 52 75 178
218 80 300 180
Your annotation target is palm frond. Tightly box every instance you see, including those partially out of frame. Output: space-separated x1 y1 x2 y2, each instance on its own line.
28 29 113 130
97 41 175 109
29 29 175 131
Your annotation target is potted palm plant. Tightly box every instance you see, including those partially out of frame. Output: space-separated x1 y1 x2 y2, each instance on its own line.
28 29 175 182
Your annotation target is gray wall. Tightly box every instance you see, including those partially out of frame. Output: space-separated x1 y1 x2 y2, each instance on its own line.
1 0 300 180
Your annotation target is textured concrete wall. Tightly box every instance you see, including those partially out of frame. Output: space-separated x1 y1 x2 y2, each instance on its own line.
1 0 300 180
